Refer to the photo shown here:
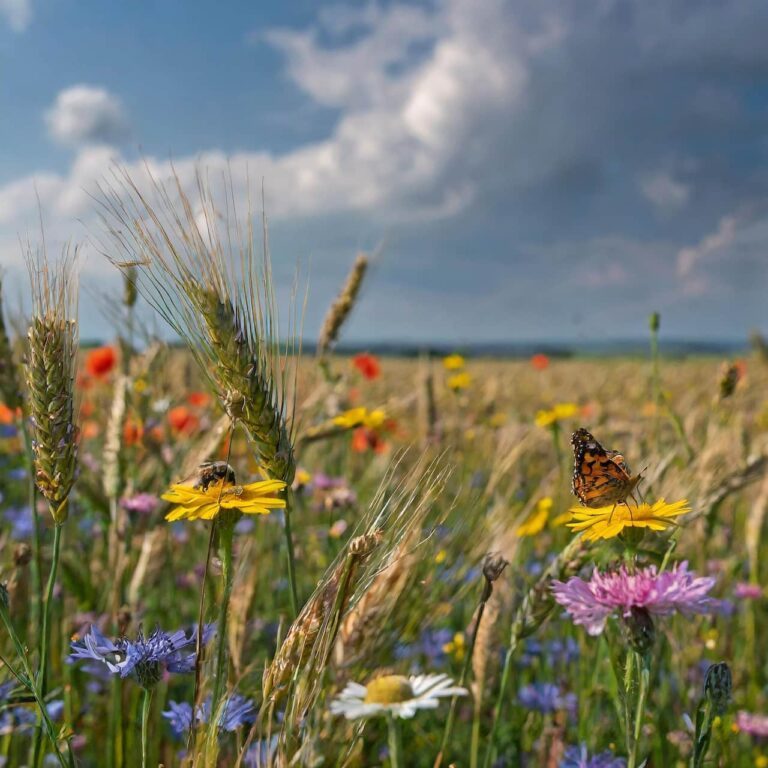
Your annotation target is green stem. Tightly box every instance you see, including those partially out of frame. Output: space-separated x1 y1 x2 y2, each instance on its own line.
283 491 300 618
387 714 404 768
628 653 650 768
140 687 153 768
211 517 235 710
19 418 42 635
34 520 64 767
0 601 71 768
436 589 487 768
482 633 517 768
206 514 237 761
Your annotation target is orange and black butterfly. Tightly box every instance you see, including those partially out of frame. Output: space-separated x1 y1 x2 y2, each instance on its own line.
570 427 641 508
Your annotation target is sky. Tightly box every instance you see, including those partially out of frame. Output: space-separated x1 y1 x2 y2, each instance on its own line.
1 0 768 344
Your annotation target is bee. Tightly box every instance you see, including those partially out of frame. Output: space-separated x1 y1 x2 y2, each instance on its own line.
177 461 236 492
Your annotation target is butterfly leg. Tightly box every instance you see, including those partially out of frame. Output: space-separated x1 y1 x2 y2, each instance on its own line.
607 502 618 524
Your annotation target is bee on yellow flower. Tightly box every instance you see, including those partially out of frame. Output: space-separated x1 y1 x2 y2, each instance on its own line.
161 466 287 521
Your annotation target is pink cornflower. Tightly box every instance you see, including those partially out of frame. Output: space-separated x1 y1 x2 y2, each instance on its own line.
552 561 717 636
734 582 762 600
736 710 768 737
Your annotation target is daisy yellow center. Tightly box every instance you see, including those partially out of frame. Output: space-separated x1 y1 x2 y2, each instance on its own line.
364 675 414 704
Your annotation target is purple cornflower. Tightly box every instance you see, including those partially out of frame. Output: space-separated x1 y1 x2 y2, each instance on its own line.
560 744 626 768
552 562 717 636
518 682 576 714
70 624 215 688
736 710 768 738
162 693 256 737
120 493 160 516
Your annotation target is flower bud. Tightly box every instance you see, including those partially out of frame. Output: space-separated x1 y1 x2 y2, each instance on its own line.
704 662 731 715
13 543 32 567
649 312 660 333
482 552 509 584
622 606 655 654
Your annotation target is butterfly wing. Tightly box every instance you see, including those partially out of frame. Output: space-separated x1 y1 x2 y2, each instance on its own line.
571 428 637 508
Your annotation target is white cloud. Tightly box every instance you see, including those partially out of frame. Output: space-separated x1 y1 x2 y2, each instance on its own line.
641 172 690 211
45 86 130 148
0 0 31 32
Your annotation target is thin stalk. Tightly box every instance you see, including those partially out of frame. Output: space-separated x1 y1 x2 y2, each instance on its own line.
140 687 153 768
482 639 516 768
387 714 404 768
436 589 487 767
284 490 299 617
187 522 216 754
628 653 650 768
33 520 64 767
0 601 71 768
211 511 236 716
19 419 42 634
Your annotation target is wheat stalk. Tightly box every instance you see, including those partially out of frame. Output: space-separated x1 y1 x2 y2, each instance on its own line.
317 253 368 357
0 275 22 410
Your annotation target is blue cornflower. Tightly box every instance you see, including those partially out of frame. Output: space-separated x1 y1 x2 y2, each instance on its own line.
3 506 34 539
518 682 576 714
162 693 256 737
242 736 278 766
560 744 626 768
0 695 63 736
70 624 215 688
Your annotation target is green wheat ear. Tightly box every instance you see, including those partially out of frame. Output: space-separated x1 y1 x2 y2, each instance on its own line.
94 164 299 483
24 246 79 524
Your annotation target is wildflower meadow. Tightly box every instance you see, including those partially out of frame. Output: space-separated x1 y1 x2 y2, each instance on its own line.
0 169 767 768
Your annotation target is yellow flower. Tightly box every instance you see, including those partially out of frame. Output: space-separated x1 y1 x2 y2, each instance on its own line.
517 497 553 537
365 408 386 429
133 378 148 394
534 402 579 428
489 412 507 428
551 511 572 527
294 468 312 487
755 755 768 768
333 407 386 429
162 477 287 521
333 407 368 428
435 549 448 564
442 632 466 661
448 372 472 391
566 498 690 542
443 354 465 370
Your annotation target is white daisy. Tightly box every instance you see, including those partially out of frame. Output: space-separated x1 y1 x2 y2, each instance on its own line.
330 674 467 720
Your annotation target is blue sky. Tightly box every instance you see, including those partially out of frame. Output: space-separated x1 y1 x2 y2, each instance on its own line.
1 0 768 343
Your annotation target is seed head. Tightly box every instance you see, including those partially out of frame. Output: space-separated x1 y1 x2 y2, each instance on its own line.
649 311 660 333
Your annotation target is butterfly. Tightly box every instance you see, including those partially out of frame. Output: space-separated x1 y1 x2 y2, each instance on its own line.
570 427 641 508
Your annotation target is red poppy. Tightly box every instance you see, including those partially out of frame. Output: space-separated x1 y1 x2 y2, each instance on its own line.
0 404 15 424
82 420 100 440
352 353 381 381
123 419 144 446
531 353 550 371
168 406 199 435
86 346 118 379
186 391 211 408
351 427 387 454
